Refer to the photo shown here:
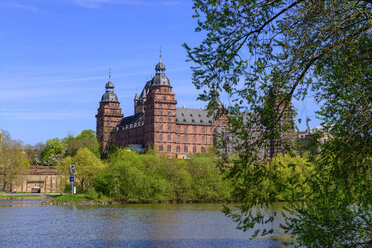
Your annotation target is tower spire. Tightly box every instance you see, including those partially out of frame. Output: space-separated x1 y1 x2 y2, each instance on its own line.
109 68 111 81
159 47 162 62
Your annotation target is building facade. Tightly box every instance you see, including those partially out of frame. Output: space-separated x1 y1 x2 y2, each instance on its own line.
96 60 227 158
96 59 295 158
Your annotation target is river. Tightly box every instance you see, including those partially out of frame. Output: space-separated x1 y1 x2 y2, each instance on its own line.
0 200 289 247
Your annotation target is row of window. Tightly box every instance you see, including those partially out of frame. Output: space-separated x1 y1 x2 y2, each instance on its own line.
159 125 213 133
159 145 206 153
158 117 172 122
158 110 172 115
158 104 173 109
159 125 172 131
159 134 213 144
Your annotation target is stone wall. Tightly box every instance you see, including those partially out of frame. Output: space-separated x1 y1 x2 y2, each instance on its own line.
11 166 64 193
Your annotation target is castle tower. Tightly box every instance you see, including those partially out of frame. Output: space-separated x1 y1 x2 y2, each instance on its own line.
266 88 296 157
96 74 123 155
144 59 177 154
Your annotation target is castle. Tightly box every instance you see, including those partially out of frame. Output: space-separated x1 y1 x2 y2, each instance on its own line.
96 58 296 158
96 59 227 158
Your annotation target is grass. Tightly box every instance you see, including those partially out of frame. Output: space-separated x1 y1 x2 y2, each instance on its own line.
0 194 46 199
50 190 111 203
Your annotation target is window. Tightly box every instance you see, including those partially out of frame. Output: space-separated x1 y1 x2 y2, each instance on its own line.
159 145 163 151
193 136 197 142
159 117 163 121
163 96 166 100
202 137 205 143
168 134 171 141
167 145 171 152
193 146 197 153
201 147 205 153
159 124 163 130
168 125 171 131
168 104 171 108
184 146 188 152
168 111 171 115
184 136 188 142
159 134 163 141
176 146 180 152
193 127 196 132
177 126 180 132
160 111 163 114
202 127 205 133
168 117 171 122
177 136 180 143
210 137 213 143
184 127 188 132
163 89 167 92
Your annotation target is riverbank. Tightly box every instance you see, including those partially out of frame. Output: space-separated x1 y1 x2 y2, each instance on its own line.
0 192 62 200
42 192 229 206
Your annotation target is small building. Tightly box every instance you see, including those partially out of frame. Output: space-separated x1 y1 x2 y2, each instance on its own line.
11 166 63 193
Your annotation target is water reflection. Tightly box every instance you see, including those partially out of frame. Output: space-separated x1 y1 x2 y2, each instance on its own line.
0 201 288 248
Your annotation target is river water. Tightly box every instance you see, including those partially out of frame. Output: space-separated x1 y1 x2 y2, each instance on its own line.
0 200 289 247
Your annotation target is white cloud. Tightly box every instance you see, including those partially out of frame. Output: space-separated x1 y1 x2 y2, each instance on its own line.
71 0 183 8
2 2 40 12
0 110 92 120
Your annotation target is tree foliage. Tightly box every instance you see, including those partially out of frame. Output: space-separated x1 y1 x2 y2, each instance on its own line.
63 129 100 158
185 0 372 246
59 148 105 191
0 131 29 191
41 137 64 166
93 148 231 202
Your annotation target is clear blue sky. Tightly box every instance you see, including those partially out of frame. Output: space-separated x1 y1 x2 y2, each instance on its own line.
0 0 320 145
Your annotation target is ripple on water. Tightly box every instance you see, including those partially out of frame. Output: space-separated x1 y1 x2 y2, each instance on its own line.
0 203 288 248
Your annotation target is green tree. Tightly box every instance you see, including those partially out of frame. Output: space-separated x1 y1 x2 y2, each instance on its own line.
60 148 105 191
64 130 100 158
41 137 64 166
24 142 45 165
185 0 371 246
0 131 29 192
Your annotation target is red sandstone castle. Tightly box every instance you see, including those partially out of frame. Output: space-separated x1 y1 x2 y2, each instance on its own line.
96 60 227 158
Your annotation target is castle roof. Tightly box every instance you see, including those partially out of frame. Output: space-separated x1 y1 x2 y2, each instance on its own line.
175 107 215 126
116 112 144 130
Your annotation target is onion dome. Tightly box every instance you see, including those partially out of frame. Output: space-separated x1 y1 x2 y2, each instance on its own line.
155 61 166 73
105 81 114 90
101 73 118 102
151 60 170 86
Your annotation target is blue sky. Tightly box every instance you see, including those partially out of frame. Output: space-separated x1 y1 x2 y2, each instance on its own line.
0 0 320 145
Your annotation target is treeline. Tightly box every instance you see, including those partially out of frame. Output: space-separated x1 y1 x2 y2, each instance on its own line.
1 129 318 204
57 144 316 203
59 148 232 203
